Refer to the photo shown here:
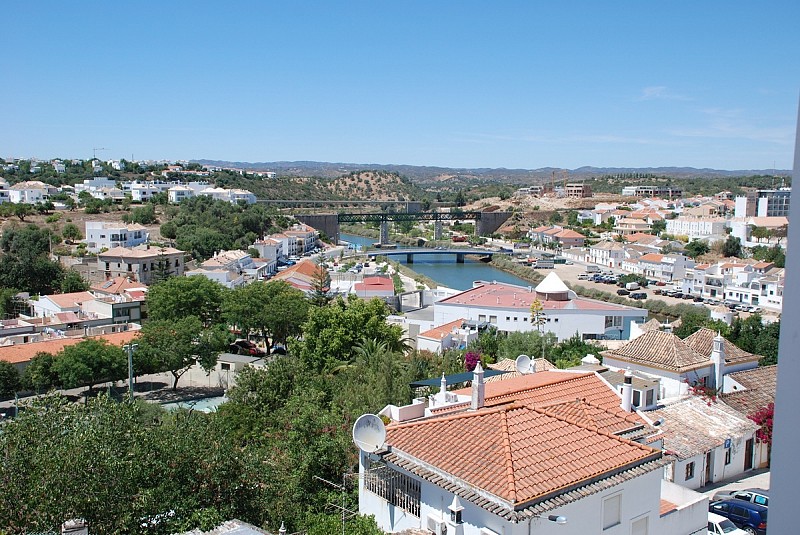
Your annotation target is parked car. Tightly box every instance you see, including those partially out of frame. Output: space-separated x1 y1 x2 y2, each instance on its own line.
655 281 667 286
630 292 647 300
617 289 630 296
577 273 590 280
229 339 267 357
693 296 704 302
748 306 762 313
708 512 748 534
709 499 768 535
712 489 769 507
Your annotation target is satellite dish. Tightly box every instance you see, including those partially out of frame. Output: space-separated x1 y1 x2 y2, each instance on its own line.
352 414 386 453
515 354 534 374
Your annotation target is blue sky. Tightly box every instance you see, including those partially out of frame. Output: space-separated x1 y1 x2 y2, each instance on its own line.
2 1 798 170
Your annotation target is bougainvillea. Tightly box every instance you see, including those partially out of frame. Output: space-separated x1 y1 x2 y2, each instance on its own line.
749 403 774 446
464 351 481 372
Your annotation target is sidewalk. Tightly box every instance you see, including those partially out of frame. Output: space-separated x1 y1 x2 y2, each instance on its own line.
700 468 770 497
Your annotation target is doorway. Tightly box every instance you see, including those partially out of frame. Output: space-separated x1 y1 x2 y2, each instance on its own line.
745 439 754 470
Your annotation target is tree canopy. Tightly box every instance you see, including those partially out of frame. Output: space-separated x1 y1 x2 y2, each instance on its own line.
146 275 227 325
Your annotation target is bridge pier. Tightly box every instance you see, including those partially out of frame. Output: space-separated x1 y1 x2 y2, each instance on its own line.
434 220 443 240
380 221 390 245
456 253 465 263
407 253 414 264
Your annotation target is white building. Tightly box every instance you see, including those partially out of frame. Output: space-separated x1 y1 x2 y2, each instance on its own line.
186 268 244 289
665 216 728 241
129 181 170 202
167 184 195 204
650 396 761 491
97 245 185 285
415 318 480 354
433 274 648 341
8 181 54 204
360 369 708 535
84 222 149 253
589 241 625 268
74 177 117 195
602 329 760 399
0 180 10 203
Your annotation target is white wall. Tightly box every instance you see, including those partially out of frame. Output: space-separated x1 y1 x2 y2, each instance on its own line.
434 302 647 341
359 459 704 535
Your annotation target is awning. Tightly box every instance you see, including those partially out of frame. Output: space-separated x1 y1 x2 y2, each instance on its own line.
410 370 508 388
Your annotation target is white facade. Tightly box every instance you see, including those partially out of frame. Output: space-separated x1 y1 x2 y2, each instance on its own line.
75 177 117 194
186 268 244 289
167 185 195 204
8 181 52 203
85 222 149 253
665 217 728 241
359 455 706 535
589 241 625 268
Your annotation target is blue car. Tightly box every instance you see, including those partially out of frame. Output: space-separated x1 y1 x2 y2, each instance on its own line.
709 498 768 535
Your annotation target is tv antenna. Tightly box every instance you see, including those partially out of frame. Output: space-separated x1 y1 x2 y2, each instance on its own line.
93 147 107 159
515 354 535 374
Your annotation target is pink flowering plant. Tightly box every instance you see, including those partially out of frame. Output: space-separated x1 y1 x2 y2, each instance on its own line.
464 351 481 372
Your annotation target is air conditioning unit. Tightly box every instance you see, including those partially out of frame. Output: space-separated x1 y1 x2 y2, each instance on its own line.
426 515 448 535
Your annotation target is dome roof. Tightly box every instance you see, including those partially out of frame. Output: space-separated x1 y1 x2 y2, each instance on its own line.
534 272 570 294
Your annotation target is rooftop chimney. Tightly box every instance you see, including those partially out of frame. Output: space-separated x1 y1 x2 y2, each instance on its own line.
471 361 485 410
711 331 726 390
621 368 634 413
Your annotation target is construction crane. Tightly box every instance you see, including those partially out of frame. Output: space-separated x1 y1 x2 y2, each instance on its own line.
92 147 107 160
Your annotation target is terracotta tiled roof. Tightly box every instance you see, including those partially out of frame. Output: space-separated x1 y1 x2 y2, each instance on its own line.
354 276 393 293
0 331 139 365
721 365 777 417
660 499 678 516
648 397 758 460
418 319 465 340
639 318 663 332
486 358 555 382
445 371 647 428
639 253 664 263
537 398 643 435
437 281 643 312
40 291 95 309
683 328 760 365
602 330 709 372
271 260 322 290
385 403 661 507
91 277 148 295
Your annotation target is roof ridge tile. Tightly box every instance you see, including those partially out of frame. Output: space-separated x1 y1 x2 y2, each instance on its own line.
500 410 518 503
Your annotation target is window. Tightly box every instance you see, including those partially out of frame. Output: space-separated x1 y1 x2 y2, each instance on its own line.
603 494 621 529
364 465 420 517
685 462 695 480
632 390 641 407
489 315 497 324
506 317 510 321
631 516 648 535
220 363 231 371
725 448 731 465
513 317 518 321
645 389 654 407
478 315 486 322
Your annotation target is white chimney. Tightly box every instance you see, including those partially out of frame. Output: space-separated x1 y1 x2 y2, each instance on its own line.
471 361 485 410
711 331 726 390
621 368 634 412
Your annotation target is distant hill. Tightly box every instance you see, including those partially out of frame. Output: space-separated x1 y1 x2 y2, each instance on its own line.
194 159 790 187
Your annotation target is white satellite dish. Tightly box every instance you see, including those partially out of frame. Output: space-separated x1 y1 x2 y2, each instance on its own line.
515 354 534 374
352 414 387 453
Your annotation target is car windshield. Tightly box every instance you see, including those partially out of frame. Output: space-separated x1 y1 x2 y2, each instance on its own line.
718 519 739 533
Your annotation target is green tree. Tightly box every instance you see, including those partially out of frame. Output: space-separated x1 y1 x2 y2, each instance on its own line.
61 270 89 293
146 275 227 325
721 235 743 258
223 280 309 349
52 339 127 392
0 360 21 398
684 239 710 258
309 264 332 307
13 203 32 221
650 219 667 235
135 316 226 389
129 204 157 225
496 330 557 363
296 296 405 373
672 306 712 338
61 222 83 243
22 352 58 393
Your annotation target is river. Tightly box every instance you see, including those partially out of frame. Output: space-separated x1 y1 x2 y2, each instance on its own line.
340 233 533 291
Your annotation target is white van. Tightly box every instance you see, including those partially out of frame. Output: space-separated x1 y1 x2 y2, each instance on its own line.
585 265 600 274
625 282 640 291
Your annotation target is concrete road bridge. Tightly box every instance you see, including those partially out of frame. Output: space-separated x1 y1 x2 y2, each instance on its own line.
295 210 511 244
348 247 495 264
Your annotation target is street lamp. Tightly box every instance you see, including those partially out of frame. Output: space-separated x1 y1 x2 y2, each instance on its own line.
123 343 138 402
536 514 567 525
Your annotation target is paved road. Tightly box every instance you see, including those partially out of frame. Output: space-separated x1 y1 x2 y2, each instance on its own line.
701 468 770 498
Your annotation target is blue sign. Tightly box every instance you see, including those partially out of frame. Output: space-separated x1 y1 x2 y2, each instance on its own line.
724 438 732 449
